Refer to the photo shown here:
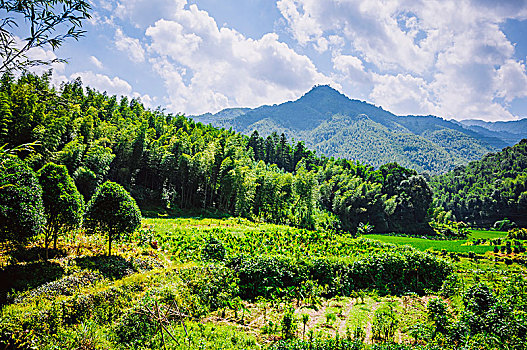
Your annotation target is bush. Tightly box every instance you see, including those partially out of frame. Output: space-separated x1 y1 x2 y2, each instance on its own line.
202 236 226 261
37 162 84 256
0 155 45 244
427 298 449 334
84 181 141 255
232 249 452 299
114 298 159 347
372 303 399 342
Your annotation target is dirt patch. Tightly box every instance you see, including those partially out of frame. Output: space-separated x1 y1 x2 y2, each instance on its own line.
365 301 380 344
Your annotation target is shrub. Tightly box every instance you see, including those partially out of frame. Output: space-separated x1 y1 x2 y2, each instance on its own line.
372 303 398 342
114 298 159 347
84 181 141 255
0 155 45 244
202 236 226 261
281 306 297 339
37 162 84 257
427 298 449 334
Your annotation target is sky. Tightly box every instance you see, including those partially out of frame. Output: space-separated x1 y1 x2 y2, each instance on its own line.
24 0 527 121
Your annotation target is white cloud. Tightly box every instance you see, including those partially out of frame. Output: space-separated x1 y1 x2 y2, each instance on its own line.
370 73 437 116
277 0 527 120
495 59 527 103
115 28 146 63
70 71 132 96
144 4 334 114
114 0 185 28
332 55 370 84
89 56 104 69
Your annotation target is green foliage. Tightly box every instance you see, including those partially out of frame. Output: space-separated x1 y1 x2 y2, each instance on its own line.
0 154 45 243
431 139 527 227
508 228 527 240
84 181 141 255
269 337 364 350
202 236 227 261
37 162 84 252
232 249 452 299
281 306 297 339
427 298 449 335
372 303 399 342
0 0 91 73
197 85 499 174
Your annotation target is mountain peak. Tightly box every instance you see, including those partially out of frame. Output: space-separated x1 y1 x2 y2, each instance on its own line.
303 84 345 99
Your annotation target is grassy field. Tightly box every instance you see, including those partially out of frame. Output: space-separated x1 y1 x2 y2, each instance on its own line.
468 229 508 239
361 235 495 253
362 229 508 254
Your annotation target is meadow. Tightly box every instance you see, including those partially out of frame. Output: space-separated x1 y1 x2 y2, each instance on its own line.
2 217 526 350
363 229 508 254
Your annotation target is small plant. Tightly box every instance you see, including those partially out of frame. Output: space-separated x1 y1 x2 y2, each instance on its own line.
301 313 309 339
372 303 399 342
353 324 366 342
325 312 337 326
281 306 297 339
427 298 449 335
202 236 226 261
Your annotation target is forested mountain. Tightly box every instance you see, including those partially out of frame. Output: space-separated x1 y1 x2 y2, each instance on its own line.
193 85 520 174
431 139 527 227
0 73 434 234
459 118 527 145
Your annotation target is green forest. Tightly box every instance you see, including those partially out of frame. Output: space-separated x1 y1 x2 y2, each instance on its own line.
1 71 527 350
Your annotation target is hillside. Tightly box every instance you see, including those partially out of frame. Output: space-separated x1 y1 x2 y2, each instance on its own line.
192 85 518 174
431 139 527 227
459 118 527 145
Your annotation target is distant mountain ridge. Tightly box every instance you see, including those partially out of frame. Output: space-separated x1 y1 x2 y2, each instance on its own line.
191 85 526 174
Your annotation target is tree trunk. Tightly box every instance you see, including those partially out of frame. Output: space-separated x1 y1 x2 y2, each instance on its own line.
44 234 49 260
53 232 58 250
108 235 112 256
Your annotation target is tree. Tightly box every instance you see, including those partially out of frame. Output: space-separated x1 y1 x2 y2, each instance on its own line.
84 181 141 255
0 147 45 244
0 0 91 73
37 162 83 258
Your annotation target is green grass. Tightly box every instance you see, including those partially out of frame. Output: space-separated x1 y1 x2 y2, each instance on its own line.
362 234 495 254
468 229 508 240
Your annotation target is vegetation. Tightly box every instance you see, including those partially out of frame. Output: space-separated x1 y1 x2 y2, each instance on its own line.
194 85 503 174
85 181 141 255
37 162 84 258
0 0 91 73
0 72 436 235
431 139 527 227
0 150 45 245
1 69 527 350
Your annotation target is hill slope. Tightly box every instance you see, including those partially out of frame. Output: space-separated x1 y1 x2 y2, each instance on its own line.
192 85 519 173
431 139 527 227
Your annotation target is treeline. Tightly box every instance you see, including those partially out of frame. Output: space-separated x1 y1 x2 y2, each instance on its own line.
431 139 527 227
0 72 433 234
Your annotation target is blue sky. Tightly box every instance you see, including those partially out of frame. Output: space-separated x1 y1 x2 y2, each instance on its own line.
27 0 527 121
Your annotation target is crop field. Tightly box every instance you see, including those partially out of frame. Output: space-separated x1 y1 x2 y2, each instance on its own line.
363 229 509 254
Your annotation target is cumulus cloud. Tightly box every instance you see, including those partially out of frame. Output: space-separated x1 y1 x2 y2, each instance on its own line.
70 71 132 96
277 0 527 120
144 4 333 114
90 56 104 69
115 28 146 63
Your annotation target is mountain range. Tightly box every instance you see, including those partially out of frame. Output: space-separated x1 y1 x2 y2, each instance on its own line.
191 85 527 173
